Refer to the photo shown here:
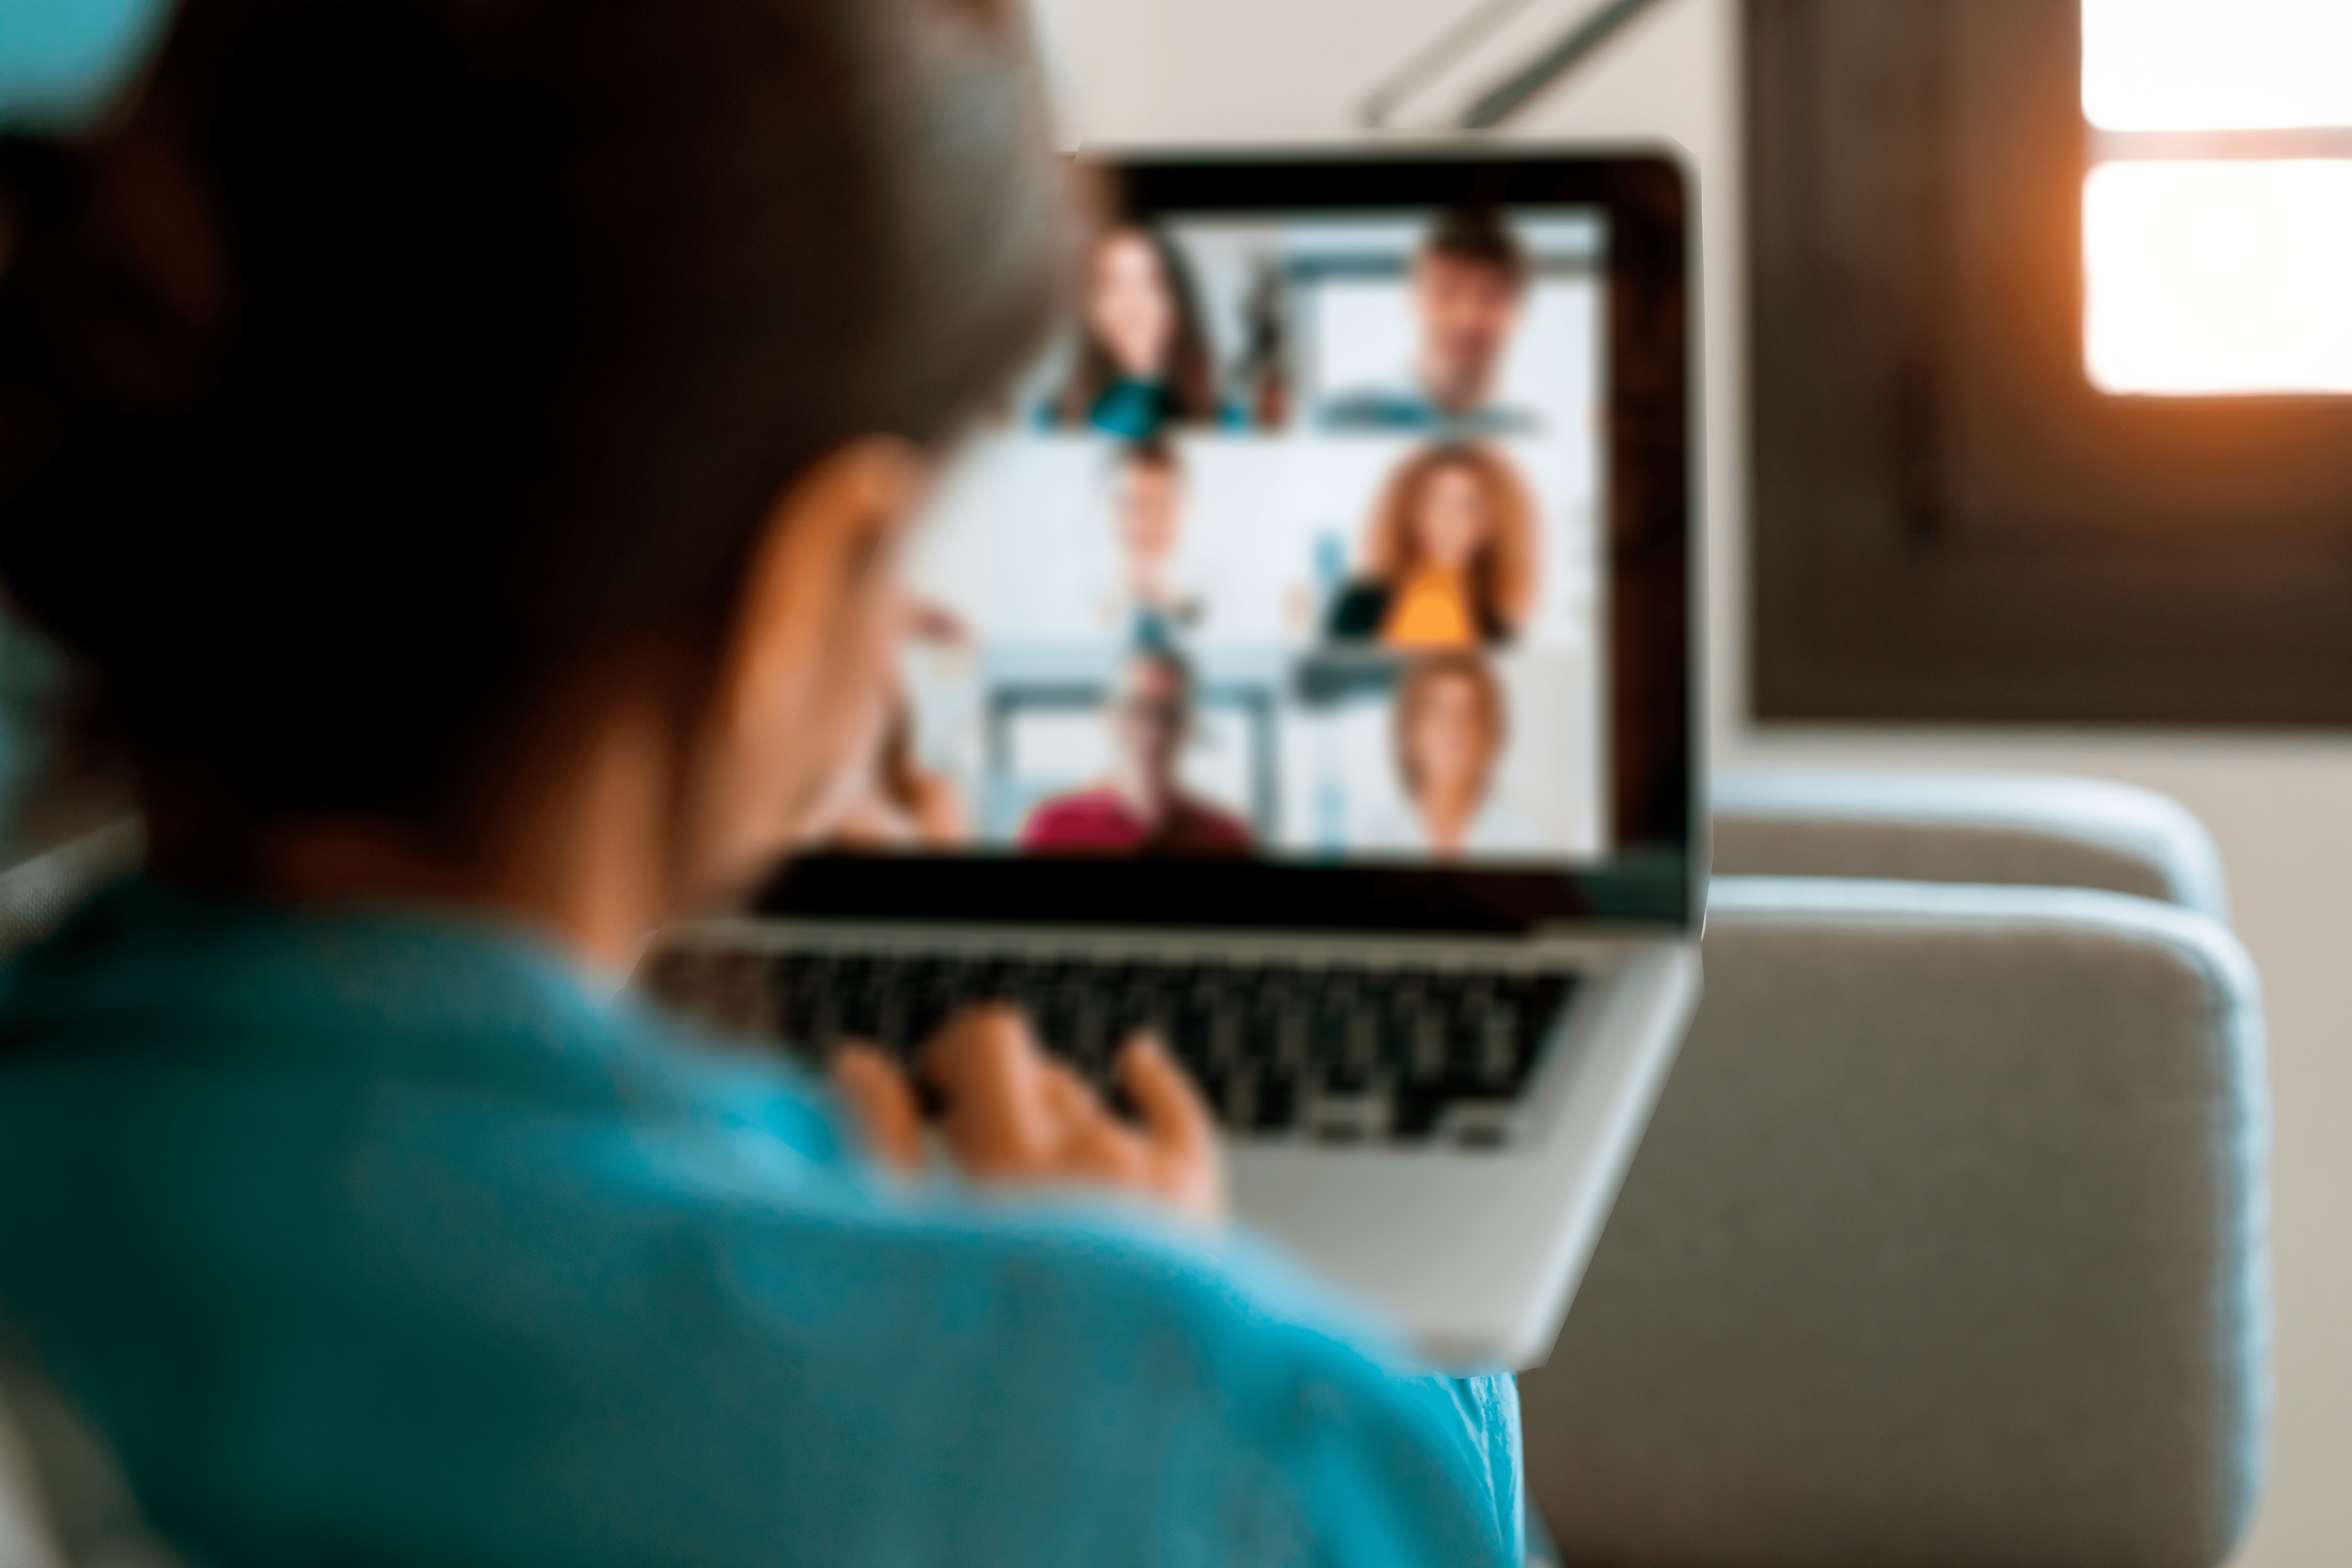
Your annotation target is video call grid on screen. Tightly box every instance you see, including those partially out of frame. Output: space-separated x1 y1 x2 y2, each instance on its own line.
866 195 1615 870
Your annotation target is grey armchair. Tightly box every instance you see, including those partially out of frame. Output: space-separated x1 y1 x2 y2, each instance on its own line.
0 1344 183 1568
0 825 175 1568
1522 778 2268 1568
1711 770 2230 920
0 820 140 961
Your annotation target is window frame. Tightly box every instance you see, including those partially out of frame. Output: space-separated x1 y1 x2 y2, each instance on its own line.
1747 0 2352 727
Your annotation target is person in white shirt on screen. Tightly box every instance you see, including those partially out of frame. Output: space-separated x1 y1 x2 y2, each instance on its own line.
1366 654 1548 858
1318 208 1541 436
1094 438 1211 647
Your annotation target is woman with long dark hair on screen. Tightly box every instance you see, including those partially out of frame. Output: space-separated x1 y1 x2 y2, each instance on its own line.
1326 442 1540 650
0 2 1521 1564
1046 222 1234 437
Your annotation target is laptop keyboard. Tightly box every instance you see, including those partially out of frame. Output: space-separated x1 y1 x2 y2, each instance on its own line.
643 947 1578 1146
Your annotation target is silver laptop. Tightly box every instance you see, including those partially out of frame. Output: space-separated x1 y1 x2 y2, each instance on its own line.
645 147 1702 1372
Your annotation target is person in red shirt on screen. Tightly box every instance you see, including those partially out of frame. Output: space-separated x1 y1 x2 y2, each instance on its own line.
1021 649 1253 856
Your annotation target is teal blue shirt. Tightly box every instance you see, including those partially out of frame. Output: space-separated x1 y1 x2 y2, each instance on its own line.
0 883 1522 1566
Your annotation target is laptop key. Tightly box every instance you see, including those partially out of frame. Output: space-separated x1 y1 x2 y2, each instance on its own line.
1408 1012 1448 1082
1221 1065 1260 1128
1479 1008 1520 1086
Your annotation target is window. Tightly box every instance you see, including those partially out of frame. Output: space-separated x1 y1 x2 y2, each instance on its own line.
1746 0 2352 726
2080 0 2352 132
2084 161 2352 395
2080 0 2352 395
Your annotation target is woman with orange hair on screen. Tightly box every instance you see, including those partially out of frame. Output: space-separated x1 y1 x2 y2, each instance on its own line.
1324 443 1539 650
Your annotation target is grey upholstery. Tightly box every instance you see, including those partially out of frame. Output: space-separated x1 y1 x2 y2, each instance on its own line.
0 824 167 1567
0 821 141 964
0 1345 182 1568
1524 877 2269 1568
1712 771 2231 921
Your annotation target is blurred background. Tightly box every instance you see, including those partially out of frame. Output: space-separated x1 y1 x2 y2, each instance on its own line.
1052 3 2347 1563
4 1 2347 1563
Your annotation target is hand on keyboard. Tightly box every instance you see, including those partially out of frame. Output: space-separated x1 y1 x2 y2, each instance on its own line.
832 1006 1227 1226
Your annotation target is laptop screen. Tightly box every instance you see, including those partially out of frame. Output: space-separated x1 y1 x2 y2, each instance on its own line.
766 152 1695 933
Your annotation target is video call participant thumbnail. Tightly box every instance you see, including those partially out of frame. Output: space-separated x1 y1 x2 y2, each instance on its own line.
1325 443 1538 651
1367 653 1545 858
1043 224 1238 439
1098 438 1205 648
1318 207 1538 436
1020 648 1254 856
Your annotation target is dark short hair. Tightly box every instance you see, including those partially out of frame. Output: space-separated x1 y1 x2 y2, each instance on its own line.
0 0 1061 850
1112 436 1182 480
1421 207 1531 292
1121 644 1194 709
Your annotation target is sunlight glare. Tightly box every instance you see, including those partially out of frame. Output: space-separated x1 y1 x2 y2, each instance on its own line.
2082 0 2352 132
2084 160 2352 395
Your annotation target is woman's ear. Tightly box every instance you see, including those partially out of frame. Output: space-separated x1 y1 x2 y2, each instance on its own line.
683 437 929 893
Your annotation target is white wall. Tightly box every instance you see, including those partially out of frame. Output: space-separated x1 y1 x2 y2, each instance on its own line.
1051 2 2352 1563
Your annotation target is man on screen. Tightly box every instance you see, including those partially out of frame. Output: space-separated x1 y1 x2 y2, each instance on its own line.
1020 649 1254 856
1096 438 1207 648
1319 208 1538 435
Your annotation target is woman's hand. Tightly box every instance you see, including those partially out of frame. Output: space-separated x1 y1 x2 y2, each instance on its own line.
831 1007 1226 1225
